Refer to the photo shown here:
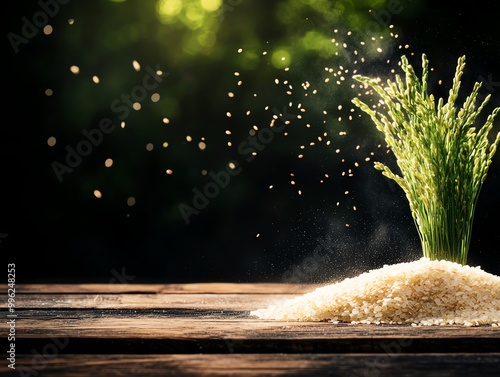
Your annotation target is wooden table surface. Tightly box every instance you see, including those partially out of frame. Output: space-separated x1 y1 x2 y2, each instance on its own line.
1 283 499 376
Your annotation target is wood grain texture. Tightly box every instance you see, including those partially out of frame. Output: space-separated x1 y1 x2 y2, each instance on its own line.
12 283 320 294
9 353 500 377
2 284 499 376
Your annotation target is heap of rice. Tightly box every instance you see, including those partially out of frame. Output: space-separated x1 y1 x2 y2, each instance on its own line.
251 258 500 326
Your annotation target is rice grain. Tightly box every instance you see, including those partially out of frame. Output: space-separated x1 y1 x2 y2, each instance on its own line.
250 258 500 326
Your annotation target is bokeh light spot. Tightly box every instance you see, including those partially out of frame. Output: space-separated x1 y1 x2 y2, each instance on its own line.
43 25 53 35
271 49 291 69
200 0 222 12
47 136 56 147
156 0 182 23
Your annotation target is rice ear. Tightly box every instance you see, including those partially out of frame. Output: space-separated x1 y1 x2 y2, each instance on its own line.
352 54 500 265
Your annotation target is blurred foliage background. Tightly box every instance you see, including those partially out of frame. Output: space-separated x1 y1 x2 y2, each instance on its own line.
2 0 499 283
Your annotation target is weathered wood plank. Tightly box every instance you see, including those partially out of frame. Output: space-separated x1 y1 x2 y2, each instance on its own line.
9 311 500 354
9 353 500 377
3 293 297 310
12 283 320 295
13 312 500 339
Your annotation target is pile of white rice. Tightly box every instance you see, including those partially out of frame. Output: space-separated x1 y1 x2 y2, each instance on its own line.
251 258 500 326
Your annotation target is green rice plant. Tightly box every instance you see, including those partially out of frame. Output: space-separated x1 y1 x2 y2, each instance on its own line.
351 54 500 265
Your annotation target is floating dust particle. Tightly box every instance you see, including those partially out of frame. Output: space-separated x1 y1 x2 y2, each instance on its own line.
93 190 102 199
92 76 100 84
47 136 56 146
234 72 240 76
132 60 141 71
120 122 126 129
163 118 170 124
198 141 207 150
186 135 192 142
238 48 243 53
228 162 237 170
166 169 173 175
201 170 207 176
151 93 160 102
127 197 136 206
228 92 234 97
104 158 113 167
250 258 500 326
133 102 141 111
269 185 273 189
162 142 169 148
226 112 232 118
45 88 53 96
68 19 74 25
146 143 154 151
70 65 80 74
298 190 302 195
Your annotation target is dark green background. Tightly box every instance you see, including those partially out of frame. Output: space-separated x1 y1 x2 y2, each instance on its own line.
2 0 499 283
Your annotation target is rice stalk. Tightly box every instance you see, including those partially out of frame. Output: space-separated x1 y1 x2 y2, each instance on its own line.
351 54 500 265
